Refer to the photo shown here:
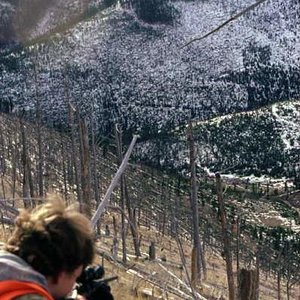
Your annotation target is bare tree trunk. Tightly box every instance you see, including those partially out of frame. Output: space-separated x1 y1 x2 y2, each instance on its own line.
0 127 6 198
11 144 17 199
120 177 127 261
79 118 92 218
170 180 180 238
255 250 260 300
238 269 258 300
149 241 156 261
90 122 101 235
36 116 43 199
236 216 240 276
33 62 44 200
277 271 281 300
64 67 82 206
158 180 165 234
188 122 202 285
68 102 82 207
0 150 5 199
216 173 235 300
0 176 5 199
21 122 32 207
115 124 127 263
124 181 141 256
91 135 138 226
112 216 118 259
115 125 141 257
61 136 68 202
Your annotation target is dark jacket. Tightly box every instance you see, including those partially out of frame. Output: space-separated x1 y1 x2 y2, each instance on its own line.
0 249 50 300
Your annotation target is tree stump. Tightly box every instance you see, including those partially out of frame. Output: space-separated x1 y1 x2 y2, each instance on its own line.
149 241 156 261
105 224 110 236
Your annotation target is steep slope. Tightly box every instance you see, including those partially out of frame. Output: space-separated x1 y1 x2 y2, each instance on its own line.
0 111 300 298
0 0 299 138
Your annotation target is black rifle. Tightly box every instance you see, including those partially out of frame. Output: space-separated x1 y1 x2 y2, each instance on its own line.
75 265 117 300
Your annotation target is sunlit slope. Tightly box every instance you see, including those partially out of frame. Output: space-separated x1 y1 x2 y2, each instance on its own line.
0 0 299 139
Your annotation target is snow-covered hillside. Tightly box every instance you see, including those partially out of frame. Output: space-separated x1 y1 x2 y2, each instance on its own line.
0 0 299 177
134 100 300 179
1 0 299 131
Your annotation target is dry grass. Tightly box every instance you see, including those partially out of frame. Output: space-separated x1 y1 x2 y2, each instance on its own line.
0 175 299 299
85 213 300 300
1 211 300 299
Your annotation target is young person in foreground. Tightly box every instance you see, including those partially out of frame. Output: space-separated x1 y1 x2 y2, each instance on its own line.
0 196 94 300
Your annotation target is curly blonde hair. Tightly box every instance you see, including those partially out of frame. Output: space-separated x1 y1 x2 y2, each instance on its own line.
5 195 95 279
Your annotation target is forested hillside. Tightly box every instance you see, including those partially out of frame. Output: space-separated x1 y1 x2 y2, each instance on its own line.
135 101 300 178
0 0 299 133
0 0 299 178
1 1 300 298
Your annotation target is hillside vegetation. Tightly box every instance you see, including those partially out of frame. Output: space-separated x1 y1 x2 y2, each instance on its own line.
0 0 299 135
135 100 300 178
1 1 300 298
0 112 300 299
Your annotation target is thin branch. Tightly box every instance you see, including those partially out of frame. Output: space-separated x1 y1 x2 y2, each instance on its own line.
181 0 270 49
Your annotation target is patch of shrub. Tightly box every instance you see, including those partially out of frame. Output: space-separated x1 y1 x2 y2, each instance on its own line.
133 0 180 25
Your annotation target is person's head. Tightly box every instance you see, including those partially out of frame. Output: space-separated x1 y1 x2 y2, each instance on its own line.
5 195 95 298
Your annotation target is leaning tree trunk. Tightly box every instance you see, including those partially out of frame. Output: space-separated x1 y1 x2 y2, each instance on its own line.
115 124 141 258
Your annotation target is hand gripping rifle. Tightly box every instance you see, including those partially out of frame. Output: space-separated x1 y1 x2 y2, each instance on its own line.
73 265 118 300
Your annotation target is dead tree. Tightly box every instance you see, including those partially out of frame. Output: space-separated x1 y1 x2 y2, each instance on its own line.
11 143 17 199
64 66 82 206
175 232 200 300
149 241 156 261
91 135 138 227
91 120 101 235
238 269 259 300
277 270 281 300
21 122 34 206
236 216 240 275
216 173 235 300
79 118 92 218
33 61 44 199
187 122 203 285
124 181 141 257
255 249 260 300
112 216 118 259
0 126 6 198
0 156 5 199
115 124 127 263
68 102 82 205
61 134 69 202
115 124 141 258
